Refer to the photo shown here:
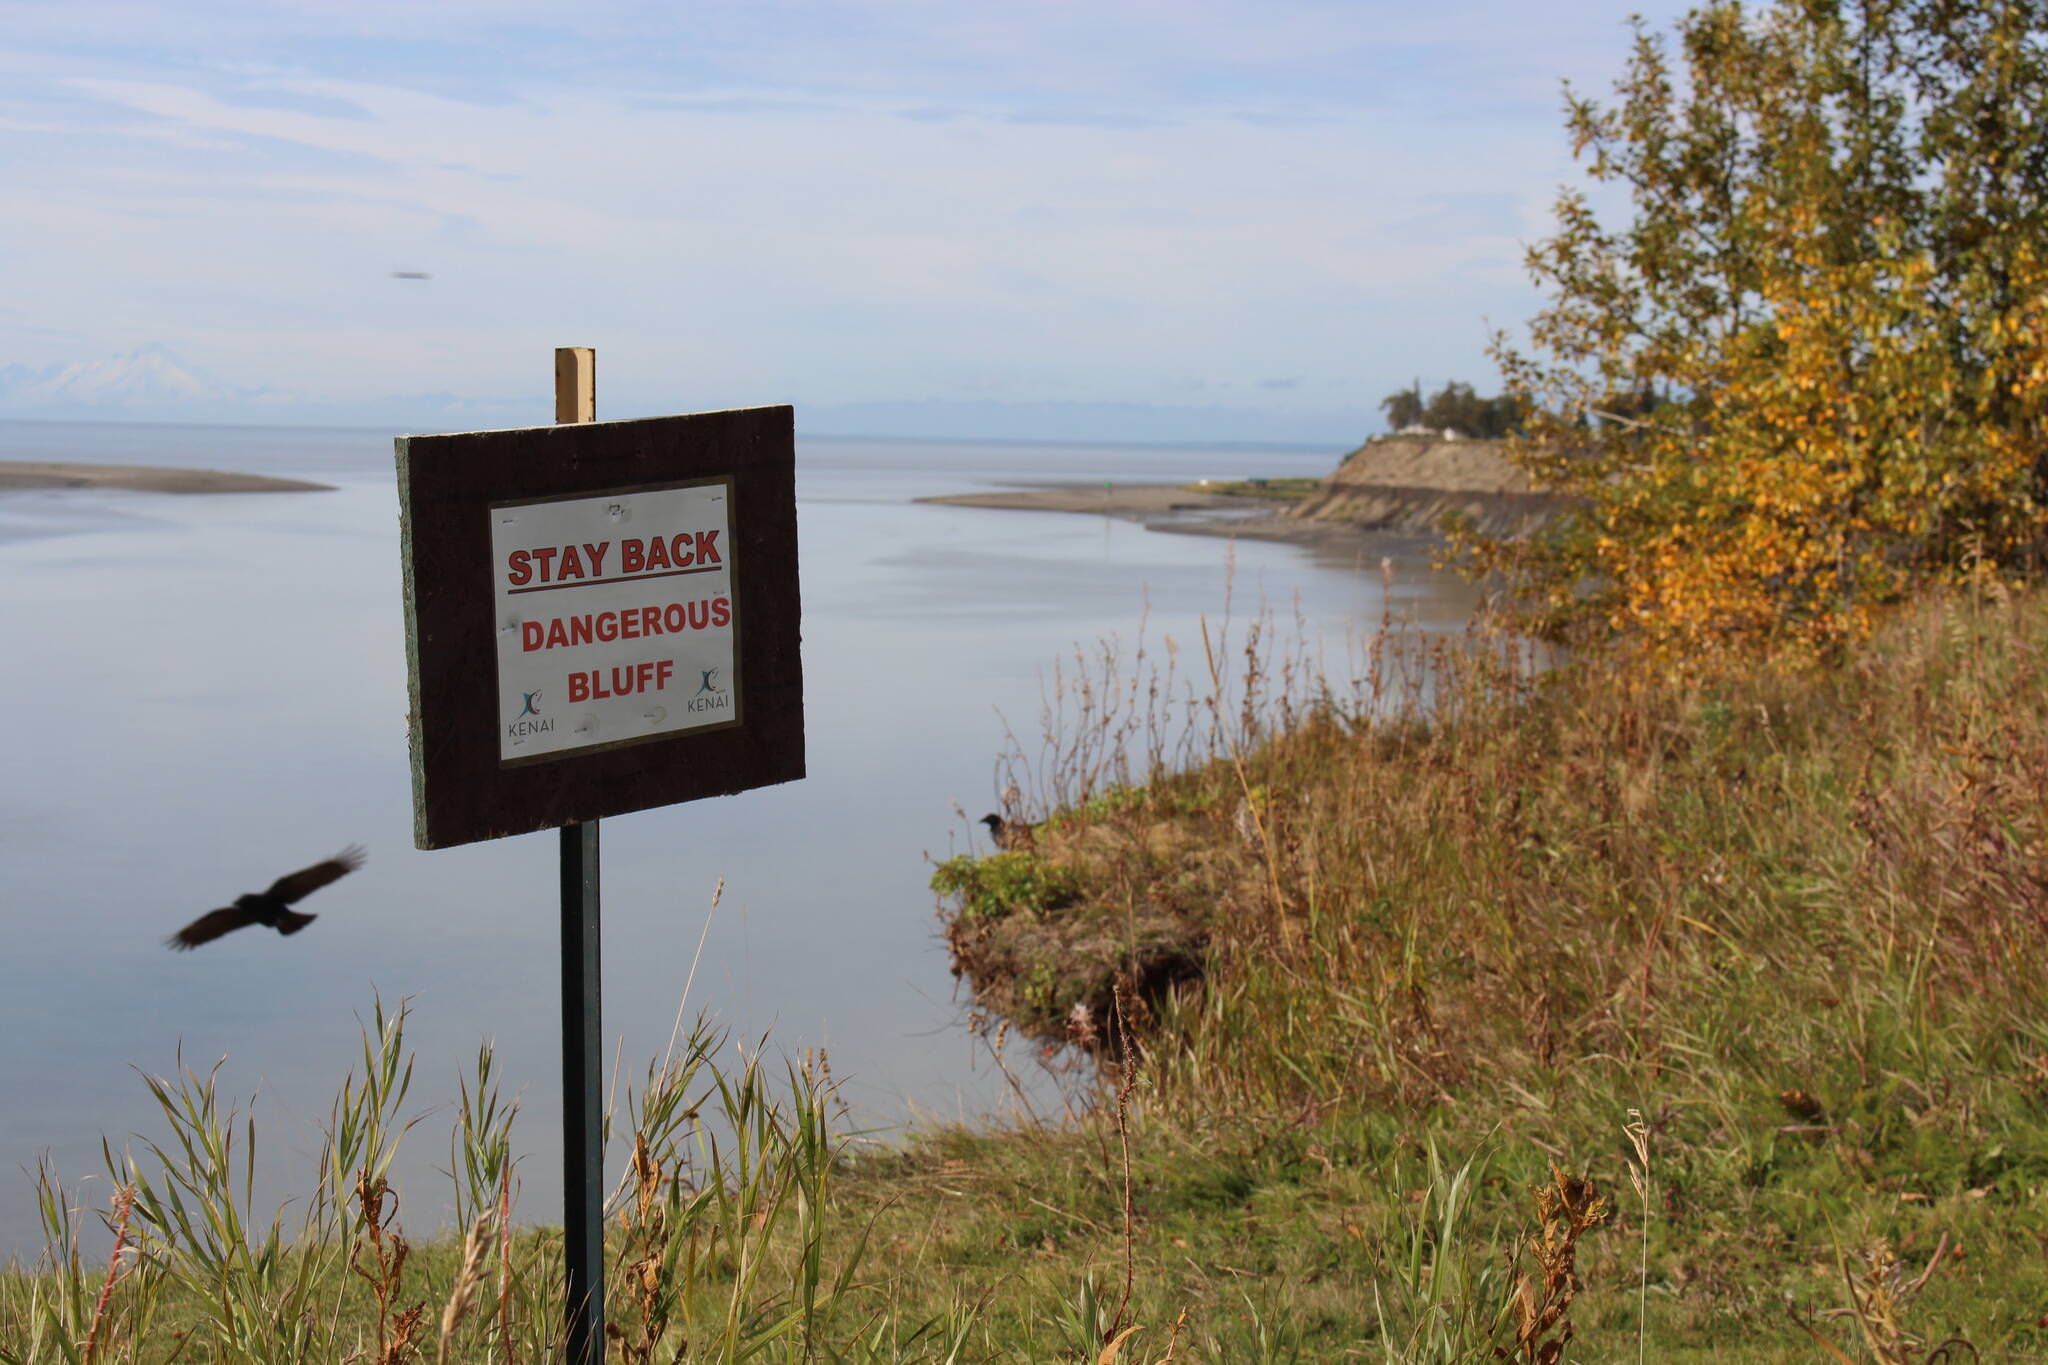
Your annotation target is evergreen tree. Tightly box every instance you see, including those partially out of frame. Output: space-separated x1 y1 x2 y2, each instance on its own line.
1379 380 1426 431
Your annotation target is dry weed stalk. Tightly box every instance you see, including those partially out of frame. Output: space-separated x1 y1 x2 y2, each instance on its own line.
975 1016 1047 1128
350 1171 425 1364
1621 1109 1651 1365
496 1165 514 1365
1155 1305 1189 1362
609 1129 678 1365
1199 615 1293 949
1784 1234 1973 1365
435 1211 496 1365
77 1184 136 1365
1106 979 1140 1346
1496 1167 1609 1365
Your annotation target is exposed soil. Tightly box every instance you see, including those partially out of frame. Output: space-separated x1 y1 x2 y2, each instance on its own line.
1286 435 1571 538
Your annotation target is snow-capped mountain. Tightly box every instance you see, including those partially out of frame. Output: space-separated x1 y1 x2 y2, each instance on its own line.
0 344 538 427
0 344 230 412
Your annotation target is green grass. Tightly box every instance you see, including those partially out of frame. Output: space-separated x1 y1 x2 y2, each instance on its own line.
12 587 2048 1361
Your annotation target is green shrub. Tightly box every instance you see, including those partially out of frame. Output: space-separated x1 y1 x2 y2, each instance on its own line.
929 851 1081 921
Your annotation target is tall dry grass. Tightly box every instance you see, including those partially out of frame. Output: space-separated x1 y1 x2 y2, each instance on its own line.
0 1002 928 1364
936 579 2048 1355
13 582 2046 1361
971 580 2048 1125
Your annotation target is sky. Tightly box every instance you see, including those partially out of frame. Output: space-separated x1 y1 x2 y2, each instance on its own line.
0 0 1692 443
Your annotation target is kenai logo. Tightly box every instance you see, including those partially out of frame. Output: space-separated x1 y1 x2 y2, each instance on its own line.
687 667 732 716
508 688 555 739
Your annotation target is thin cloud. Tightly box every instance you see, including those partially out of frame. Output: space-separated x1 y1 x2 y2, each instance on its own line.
0 0 1697 436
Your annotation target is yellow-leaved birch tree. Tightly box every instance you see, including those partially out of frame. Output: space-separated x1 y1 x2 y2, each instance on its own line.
1472 0 2048 658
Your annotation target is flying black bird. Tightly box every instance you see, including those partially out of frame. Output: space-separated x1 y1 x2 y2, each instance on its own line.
980 813 1035 853
166 846 365 950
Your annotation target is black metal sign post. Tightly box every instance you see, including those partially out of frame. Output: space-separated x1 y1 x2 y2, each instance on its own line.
560 817 602 1362
395 350 804 1365
553 347 604 1365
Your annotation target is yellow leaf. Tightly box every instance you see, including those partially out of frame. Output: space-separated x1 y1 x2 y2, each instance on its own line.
1096 1325 1144 1364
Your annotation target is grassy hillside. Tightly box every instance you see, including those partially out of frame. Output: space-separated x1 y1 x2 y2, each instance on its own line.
926 584 2048 1359
9 587 2048 1361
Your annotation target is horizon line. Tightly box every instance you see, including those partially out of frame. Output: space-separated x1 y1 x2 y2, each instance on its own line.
0 412 1364 452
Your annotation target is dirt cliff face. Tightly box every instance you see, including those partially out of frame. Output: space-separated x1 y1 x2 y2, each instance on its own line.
1314 435 1533 493
1288 435 1567 538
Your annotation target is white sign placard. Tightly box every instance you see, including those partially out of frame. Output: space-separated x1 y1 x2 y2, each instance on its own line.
490 479 737 762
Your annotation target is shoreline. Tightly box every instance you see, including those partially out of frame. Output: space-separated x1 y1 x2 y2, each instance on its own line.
0 460 335 494
915 482 1394 551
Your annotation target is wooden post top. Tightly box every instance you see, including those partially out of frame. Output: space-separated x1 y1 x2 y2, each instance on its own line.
555 347 595 424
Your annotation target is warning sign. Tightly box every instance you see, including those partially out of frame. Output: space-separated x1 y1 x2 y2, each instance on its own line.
396 405 802 849
492 480 738 761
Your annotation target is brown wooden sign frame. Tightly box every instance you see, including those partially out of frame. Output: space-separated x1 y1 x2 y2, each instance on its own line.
397 405 803 849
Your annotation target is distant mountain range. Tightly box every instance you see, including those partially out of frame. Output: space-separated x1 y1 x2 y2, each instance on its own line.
0 345 537 430
0 345 1370 445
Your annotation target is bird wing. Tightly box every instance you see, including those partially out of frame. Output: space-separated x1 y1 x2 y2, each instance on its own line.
274 909 318 936
264 845 366 904
168 905 259 950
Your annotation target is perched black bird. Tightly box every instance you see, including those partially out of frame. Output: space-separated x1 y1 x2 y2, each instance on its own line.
167 846 365 950
980 813 1035 852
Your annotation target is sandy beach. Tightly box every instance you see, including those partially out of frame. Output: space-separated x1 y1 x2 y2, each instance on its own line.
0 460 335 494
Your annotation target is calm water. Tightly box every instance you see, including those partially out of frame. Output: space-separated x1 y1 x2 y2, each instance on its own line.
0 418 1480 1252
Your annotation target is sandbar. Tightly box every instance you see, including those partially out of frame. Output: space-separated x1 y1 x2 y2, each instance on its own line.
0 460 335 494
916 482 1387 552
917 484 1248 519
